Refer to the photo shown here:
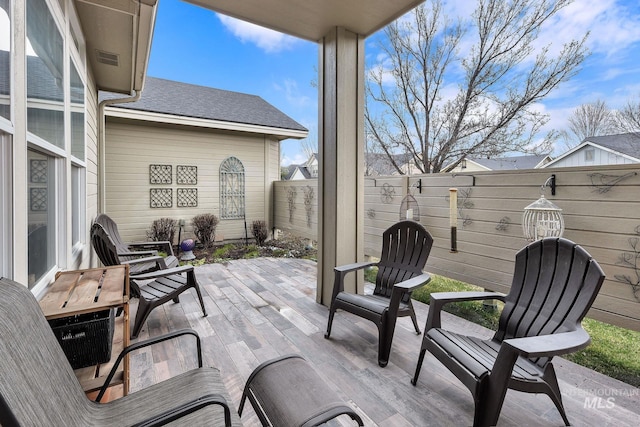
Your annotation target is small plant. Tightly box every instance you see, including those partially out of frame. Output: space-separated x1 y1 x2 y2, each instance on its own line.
252 220 268 246
147 218 176 243
192 214 219 248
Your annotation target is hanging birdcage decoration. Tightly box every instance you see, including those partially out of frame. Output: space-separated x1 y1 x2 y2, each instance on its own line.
522 176 564 241
399 194 420 221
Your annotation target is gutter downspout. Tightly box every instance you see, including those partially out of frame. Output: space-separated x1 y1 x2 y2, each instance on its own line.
97 0 157 213
97 91 142 213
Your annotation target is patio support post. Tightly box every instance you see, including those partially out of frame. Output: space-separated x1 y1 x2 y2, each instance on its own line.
317 27 365 305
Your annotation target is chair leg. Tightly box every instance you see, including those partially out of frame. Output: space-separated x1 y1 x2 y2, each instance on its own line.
411 347 428 385
378 324 390 367
131 298 155 339
173 296 180 303
325 304 336 339
408 300 421 334
543 364 571 426
189 271 208 317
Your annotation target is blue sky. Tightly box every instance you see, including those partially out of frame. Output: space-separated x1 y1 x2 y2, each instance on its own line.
147 0 640 166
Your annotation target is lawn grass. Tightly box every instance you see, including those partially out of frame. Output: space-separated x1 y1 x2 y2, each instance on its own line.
366 268 640 387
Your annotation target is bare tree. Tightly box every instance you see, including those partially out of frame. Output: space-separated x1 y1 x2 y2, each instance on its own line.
561 99 616 150
300 129 318 161
366 0 589 173
615 99 640 135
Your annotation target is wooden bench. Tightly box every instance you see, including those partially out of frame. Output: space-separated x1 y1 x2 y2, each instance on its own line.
239 355 364 426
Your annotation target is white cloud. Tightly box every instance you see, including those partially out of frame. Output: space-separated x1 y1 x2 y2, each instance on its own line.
537 0 640 58
217 14 299 53
273 78 312 108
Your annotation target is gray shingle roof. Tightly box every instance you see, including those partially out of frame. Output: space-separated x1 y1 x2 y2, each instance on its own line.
100 77 307 132
470 154 550 170
584 134 640 160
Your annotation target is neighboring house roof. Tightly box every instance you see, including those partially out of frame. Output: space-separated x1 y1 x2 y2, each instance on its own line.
442 154 552 172
543 133 640 168
365 152 415 176
284 164 313 180
100 77 307 138
471 154 551 170
584 134 640 159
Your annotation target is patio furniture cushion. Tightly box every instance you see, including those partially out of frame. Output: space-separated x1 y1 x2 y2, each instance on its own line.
325 220 433 367
0 277 240 427
239 354 363 426
411 237 606 427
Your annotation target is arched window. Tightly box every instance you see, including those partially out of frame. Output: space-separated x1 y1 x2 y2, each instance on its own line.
219 156 245 219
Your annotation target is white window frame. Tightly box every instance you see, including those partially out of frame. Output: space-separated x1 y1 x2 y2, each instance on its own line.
0 133 12 278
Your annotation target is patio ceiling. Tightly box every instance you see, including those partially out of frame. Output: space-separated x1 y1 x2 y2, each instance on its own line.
185 0 425 41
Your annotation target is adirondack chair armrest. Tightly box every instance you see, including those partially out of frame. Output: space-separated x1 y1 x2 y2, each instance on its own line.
392 273 432 292
426 291 506 330
121 255 165 266
387 273 432 331
96 329 202 402
334 261 378 275
117 249 157 257
331 261 378 299
502 327 591 359
131 265 193 280
129 241 175 256
132 394 232 427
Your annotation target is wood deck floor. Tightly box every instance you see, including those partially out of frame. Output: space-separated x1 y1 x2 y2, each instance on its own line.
128 258 640 426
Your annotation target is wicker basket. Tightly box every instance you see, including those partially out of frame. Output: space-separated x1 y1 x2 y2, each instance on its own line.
48 309 115 369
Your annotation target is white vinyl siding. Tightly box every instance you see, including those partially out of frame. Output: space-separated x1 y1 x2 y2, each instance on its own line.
104 120 280 243
549 146 638 168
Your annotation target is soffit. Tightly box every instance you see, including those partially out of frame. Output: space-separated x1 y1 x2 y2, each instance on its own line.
186 0 424 41
74 0 157 93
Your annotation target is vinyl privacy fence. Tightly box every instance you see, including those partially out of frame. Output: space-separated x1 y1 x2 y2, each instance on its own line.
274 164 640 331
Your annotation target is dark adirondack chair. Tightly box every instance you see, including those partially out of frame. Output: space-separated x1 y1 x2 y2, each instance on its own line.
325 220 433 367
0 277 240 427
91 222 175 277
95 213 178 272
91 223 207 338
412 237 605 427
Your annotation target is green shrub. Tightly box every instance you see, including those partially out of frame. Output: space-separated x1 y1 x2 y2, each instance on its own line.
146 218 176 243
192 214 219 248
252 220 269 246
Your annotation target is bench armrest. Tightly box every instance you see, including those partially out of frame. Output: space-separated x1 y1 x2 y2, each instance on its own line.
96 329 202 402
132 394 232 427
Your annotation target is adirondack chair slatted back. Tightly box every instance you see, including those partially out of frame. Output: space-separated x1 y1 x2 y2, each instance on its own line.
0 278 94 425
95 213 129 253
494 238 605 365
91 223 122 267
375 220 433 302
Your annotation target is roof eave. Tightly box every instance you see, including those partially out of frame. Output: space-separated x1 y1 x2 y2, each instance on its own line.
105 106 309 140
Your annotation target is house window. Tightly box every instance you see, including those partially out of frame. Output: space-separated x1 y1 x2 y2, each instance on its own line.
584 148 595 162
70 59 85 160
27 149 56 288
0 1 11 122
26 0 65 149
219 156 245 219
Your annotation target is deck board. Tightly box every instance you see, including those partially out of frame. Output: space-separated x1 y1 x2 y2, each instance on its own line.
128 258 640 426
